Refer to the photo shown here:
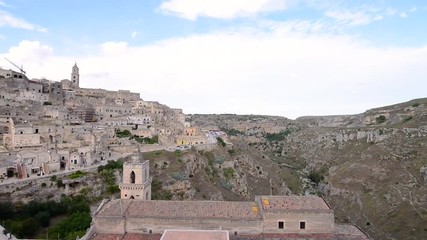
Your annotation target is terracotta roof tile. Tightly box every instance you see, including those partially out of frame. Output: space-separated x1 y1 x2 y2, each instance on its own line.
124 200 261 220
258 196 330 211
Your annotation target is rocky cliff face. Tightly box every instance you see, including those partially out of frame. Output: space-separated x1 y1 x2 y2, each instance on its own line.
189 98 427 240
3 99 426 239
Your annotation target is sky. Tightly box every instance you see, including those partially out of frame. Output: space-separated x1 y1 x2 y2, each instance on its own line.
0 0 426 119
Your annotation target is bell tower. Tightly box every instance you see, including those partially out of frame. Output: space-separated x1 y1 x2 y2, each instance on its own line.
71 63 79 88
119 153 152 200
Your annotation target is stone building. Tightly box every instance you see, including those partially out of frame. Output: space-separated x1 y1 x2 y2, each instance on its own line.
119 154 152 200
89 159 369 240
71 63 80 88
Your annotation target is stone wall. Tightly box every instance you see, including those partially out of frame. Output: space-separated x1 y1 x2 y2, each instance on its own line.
262 211 334 233
124 217 262 234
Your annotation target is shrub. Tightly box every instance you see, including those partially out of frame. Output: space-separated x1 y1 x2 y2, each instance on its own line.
106 185 120 194
223 167 235 180
220 128 244 136
133 135 158 144
220 180 233 190
171 172 187 181
56 179 65 188
68 170 86 179
151 179 173 200
404 116 413 122
375 115 386 124
308 171 324 185
116 130 131 138
265 129 291 141
98 159 123 172
217 137 226 147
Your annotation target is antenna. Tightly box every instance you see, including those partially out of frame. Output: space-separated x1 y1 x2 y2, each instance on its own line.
4 58 26 74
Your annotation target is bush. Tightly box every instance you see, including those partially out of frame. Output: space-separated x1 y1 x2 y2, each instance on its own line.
151 179 173 200
133 135 158 144
220 128 244 136
404 116 413 122
171 172 187 181
375 115 386 124
223 167 235 180
116 130 131 138
220 180 233 190
56 179 65 188
68 170 86 179
308 171 324 185
98 159 123 172
1 196 90 239
265 130 291 141
106 185 120 194
217 137 226 147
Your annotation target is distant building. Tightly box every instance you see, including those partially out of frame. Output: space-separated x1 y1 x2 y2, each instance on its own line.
71 63 80 88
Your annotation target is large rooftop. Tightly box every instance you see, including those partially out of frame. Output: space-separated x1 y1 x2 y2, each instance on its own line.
257 196 331 211
97 199 262 220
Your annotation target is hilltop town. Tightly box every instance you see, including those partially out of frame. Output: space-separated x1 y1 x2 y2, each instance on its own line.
0 64 222 182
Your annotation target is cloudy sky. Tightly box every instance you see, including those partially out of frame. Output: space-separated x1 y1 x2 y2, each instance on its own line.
0 0 426 119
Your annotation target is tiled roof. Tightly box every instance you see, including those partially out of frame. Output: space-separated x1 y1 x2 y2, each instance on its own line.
89 233 161 240
97 200 132 217
89 227 369 240
97 199 262 220
123 233 162 240
333 224 370 239
161 229 229 240
89 233 123 240
257 196 330 211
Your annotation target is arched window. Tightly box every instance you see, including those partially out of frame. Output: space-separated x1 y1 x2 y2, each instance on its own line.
130 171 135 183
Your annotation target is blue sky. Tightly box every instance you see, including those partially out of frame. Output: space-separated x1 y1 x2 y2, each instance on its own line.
0 0 426 119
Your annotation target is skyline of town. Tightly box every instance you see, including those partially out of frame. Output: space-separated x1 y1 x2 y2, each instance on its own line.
0 0 426 119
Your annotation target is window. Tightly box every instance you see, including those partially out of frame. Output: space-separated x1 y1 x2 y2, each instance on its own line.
130 171 136 183
300 221 306 230
278 221 284 229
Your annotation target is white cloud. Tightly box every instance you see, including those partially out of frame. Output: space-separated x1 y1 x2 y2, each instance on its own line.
131 31 138 38
0 11 47 32
385 7 396 16
2 24 426 119
398 6 417 18
325 10 383 26
0 1 11 7
159 0 292 20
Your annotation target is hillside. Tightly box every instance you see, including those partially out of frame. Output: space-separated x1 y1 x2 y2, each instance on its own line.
1 98 426 239
187 98 427 240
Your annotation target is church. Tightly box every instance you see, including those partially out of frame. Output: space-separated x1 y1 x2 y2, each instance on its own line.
88 153 369 240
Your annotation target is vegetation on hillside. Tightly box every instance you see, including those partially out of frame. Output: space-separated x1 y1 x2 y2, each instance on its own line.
98 160 123 196
265 129 291 141
0 195 91 240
